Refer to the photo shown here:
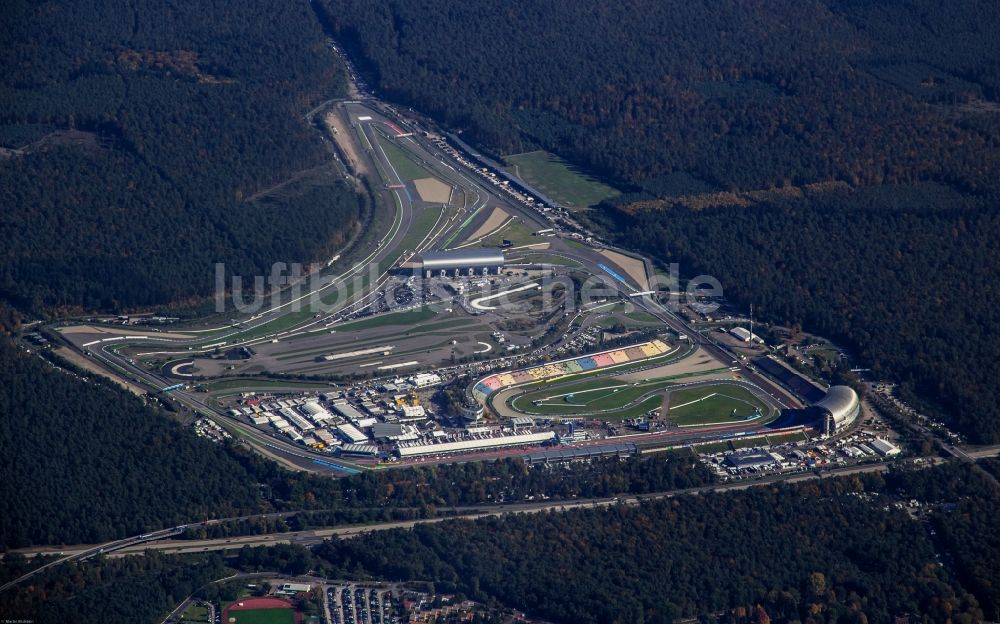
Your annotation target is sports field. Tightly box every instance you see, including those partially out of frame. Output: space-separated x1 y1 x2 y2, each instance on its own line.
503 375 773 424
505 150 620 210
226 609 295 624
181 603 210 622
224 597 297 624
667 384 769 426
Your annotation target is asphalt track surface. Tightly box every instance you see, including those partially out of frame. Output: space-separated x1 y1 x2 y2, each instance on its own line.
50 96 801 476
52 100 538 474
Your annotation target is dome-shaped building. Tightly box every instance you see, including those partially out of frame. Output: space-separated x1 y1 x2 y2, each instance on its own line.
813 386 860 433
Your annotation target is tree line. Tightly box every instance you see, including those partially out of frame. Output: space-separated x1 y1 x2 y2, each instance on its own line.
0 0 365 314
320 0 1000 195
4 457 997 624
611 183 1000 443
312 461 999 624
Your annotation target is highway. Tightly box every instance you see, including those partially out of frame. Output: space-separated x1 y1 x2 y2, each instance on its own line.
0 509 333 592
5 456 908 575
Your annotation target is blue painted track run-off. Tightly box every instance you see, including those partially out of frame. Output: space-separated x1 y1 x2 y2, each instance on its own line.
313 459 361 474
598 263 628 286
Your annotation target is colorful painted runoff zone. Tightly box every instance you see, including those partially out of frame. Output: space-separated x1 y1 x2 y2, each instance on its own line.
472 339 670 402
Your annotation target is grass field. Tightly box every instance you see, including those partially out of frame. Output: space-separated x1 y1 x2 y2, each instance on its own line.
397 206 444 254
667 384 768 426
596 316 653 331
693 436 774 454
226 609 295 624
334 307 440 331
518 252 582 267
625 311 660 323
181 603 210 622
203 378 332 392
505 150 620 210
376 134 431 181
510 377 674 416
272 315 482 361
479 220 537 248
765 430 810 445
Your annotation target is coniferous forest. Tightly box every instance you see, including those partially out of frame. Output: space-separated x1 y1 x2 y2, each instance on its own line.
313 461 1000 624
6 461 997 624
615 186 1000 442
0 0 365 313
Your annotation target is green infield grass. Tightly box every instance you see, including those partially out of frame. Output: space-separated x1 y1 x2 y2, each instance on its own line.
510 377 675 416
375 133 431 181
180 603 210 622
667 384 769 426
517 252 582 267
479 220 537 248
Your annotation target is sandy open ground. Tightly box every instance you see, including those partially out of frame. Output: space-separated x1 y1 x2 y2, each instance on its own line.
52 347 147 395
413 177 452 203
618 347 725 382
324 110 370 177
58 325 194 340
600 249 649 290
465 206 510 242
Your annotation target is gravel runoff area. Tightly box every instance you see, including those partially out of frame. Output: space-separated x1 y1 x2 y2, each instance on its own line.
412 176 452 203
463 206 510 242
616 346 726 382
600 248 649 290
324 110 370 177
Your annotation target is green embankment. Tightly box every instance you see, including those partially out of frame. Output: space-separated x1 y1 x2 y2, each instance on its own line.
505 150 620 210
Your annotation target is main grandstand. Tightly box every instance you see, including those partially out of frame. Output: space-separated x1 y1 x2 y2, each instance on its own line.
472 339 673 404
419 248 505 277
396 430 555 458
813 385 860 433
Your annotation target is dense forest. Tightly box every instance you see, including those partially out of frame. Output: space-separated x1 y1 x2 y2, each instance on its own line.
0 340 265 547
321 0 1000 193
319 0 1000 442
314 461 1000 624
3 460 996 623
0 0 365 313
614 185 1000 442
0 337 712 548
887 462 1000 618
185 447 714 540
0 552 228 624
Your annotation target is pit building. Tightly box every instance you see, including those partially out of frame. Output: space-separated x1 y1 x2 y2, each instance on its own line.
419 249 505 278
